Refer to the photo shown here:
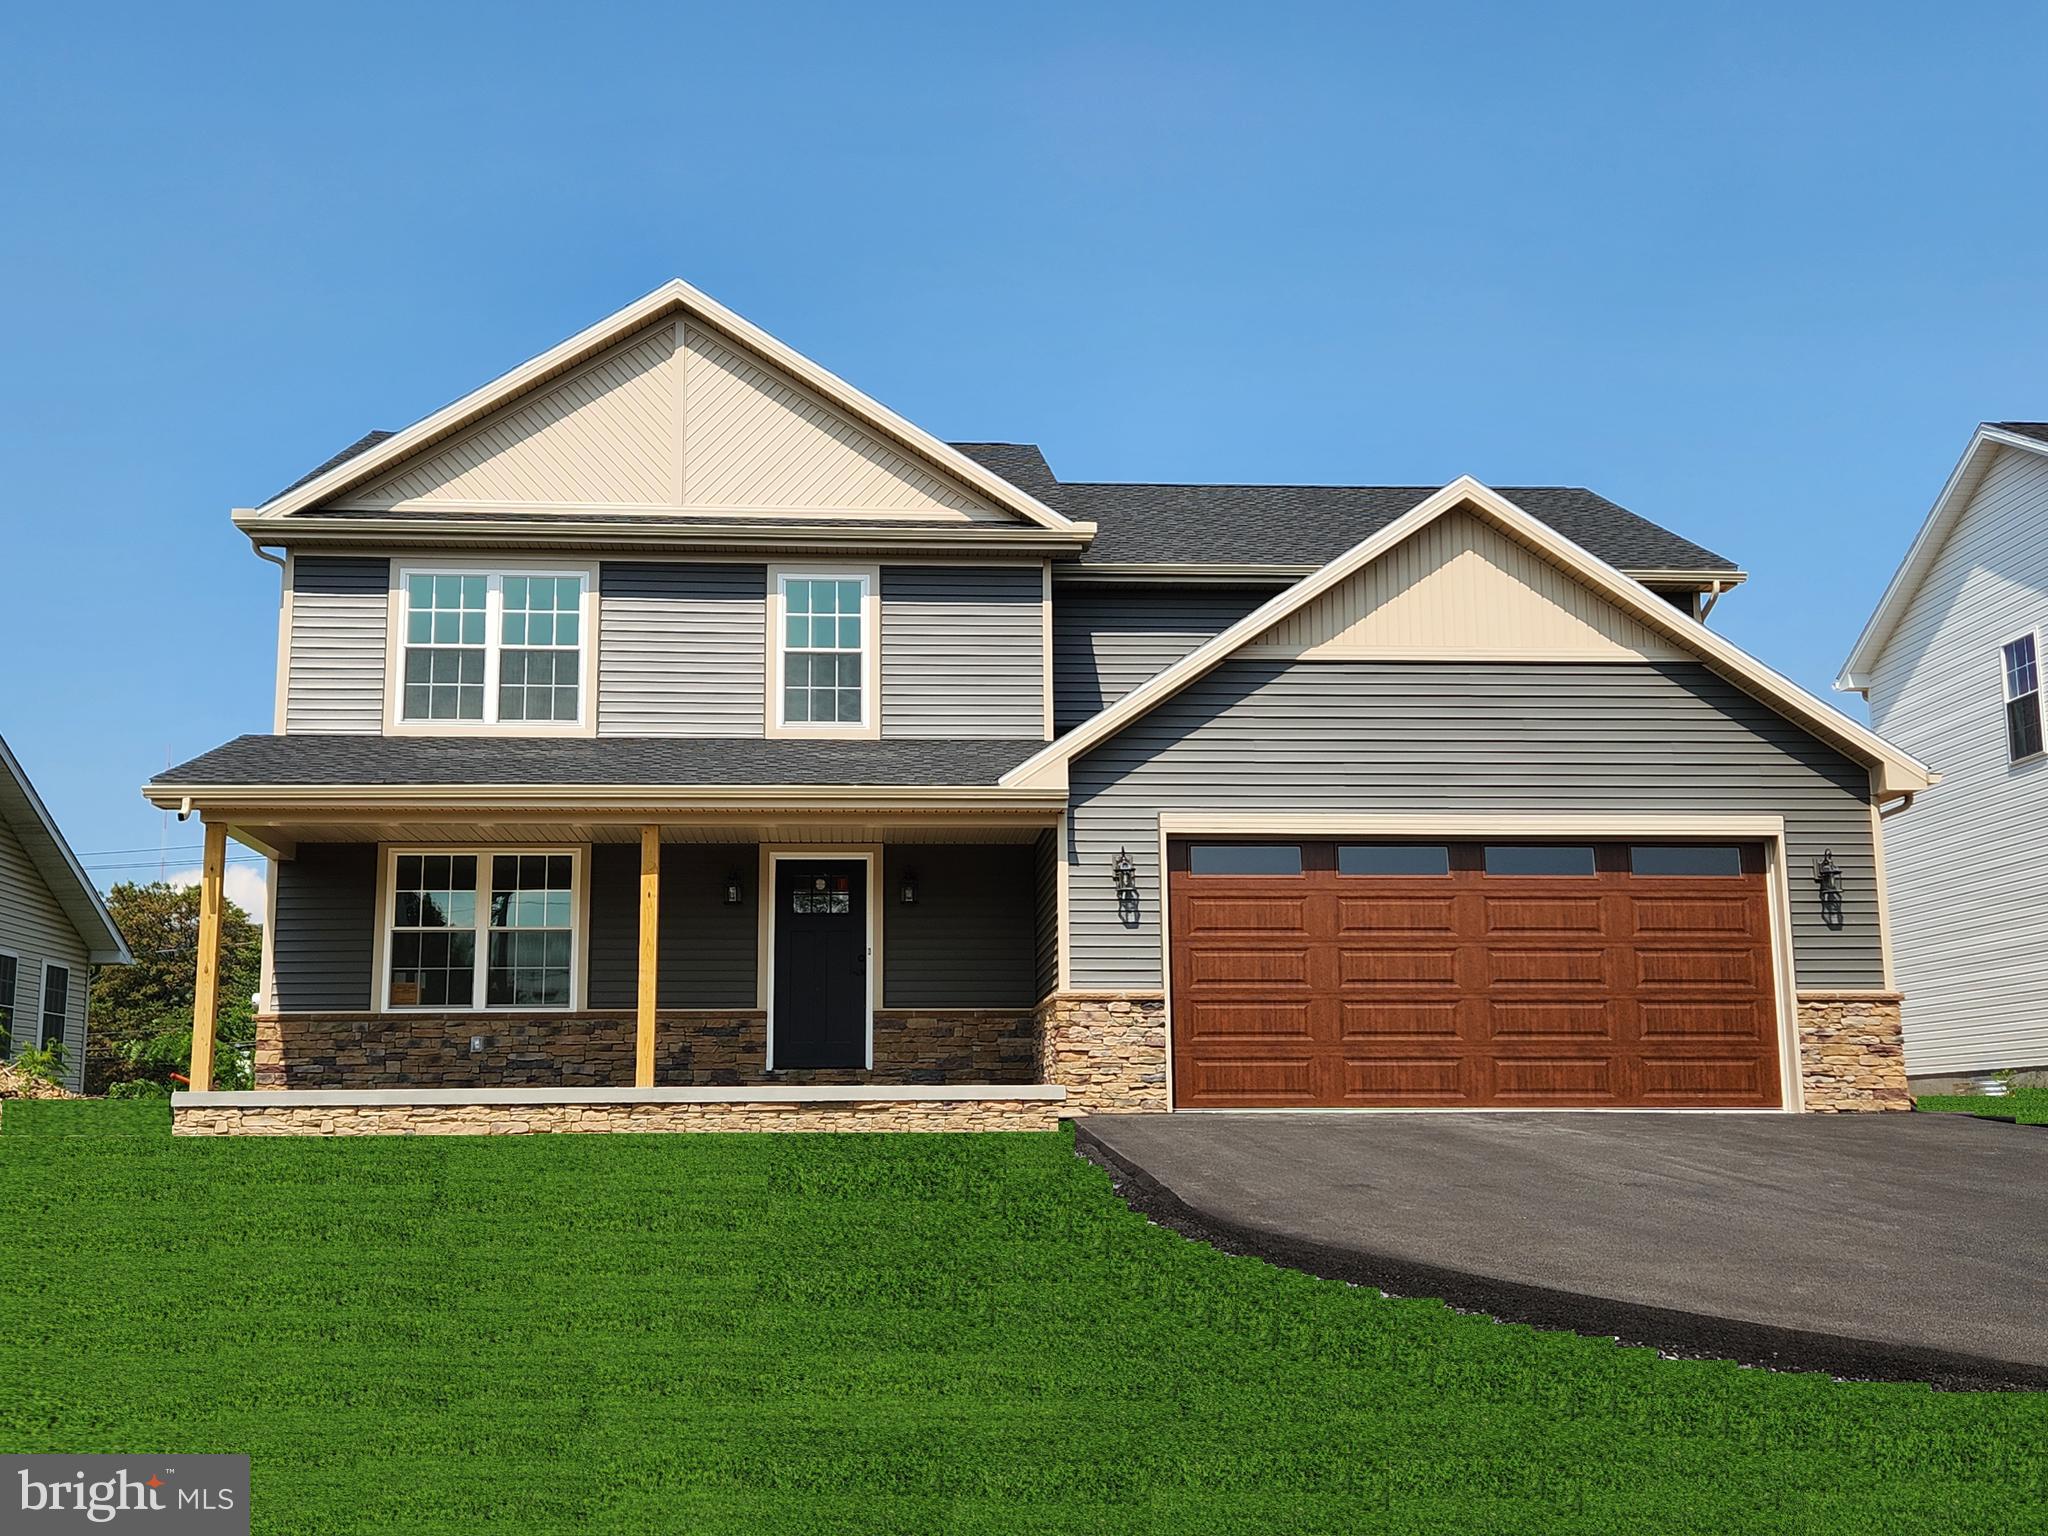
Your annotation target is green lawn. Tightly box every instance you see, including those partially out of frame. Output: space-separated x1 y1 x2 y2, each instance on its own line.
3 1101 2043 1534
1915 1088 2048 1126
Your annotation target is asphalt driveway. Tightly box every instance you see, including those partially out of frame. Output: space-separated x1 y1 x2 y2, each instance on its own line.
1078 1111 2048 1389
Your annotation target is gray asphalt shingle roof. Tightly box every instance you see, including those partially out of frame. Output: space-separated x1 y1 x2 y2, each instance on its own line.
1991 421 2048 446
154 735 1040 788
273 432 1737 575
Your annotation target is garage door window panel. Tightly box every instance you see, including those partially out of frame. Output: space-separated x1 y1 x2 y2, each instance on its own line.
1187 844 1304 876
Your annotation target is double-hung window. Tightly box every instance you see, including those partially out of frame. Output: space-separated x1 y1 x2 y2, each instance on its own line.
40 965 68 1051
2003 632 2043 762
399 569 589 727
0 954 14 1052
386 850 580 1011
776 573 871 730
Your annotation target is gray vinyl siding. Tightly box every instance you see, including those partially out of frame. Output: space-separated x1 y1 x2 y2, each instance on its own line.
272 843 379 1011
1052 584 1276 733
598 563 767 737
285 556 390 734
1034 826 1059 1002
1865 443 2048 1073
0 813 92 1090
1067 660 1883 991
881 566 1046 738
881 844 1038 1008
586 844 758 1009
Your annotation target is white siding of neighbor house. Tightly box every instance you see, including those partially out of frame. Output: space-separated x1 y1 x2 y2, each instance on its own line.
1866 442 2048 1075
0 812 92 1091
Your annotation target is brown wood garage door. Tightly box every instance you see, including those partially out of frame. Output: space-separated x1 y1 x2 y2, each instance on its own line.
1168 839 1782 1109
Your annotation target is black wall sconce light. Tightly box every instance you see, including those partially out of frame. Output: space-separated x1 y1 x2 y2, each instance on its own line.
1814 849 1844 930
723 871 745 907
1112 848 1137 895
899 871 919 906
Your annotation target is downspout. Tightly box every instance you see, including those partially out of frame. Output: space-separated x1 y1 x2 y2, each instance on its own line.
1698 579 1726 621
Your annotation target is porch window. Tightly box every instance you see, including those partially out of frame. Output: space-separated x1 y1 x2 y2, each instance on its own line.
778 574 868 728
399 569 588 727
387 850 579 1010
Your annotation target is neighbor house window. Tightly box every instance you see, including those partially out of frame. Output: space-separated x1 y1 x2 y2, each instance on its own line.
387 851 579 1010
2003 633 2042 761
778 574 868 727
0 954 15 1051
399 570 588 726
40 965 68 1051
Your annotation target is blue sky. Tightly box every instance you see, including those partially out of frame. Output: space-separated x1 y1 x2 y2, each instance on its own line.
4 1 2045 912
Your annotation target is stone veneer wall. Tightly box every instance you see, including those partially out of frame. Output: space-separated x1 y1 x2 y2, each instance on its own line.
1034 991 1168 1114
1795 993 1910 1111
174 1098 1062 1136
255 1009 1036 1090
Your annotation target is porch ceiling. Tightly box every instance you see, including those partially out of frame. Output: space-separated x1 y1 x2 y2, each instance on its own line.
223 812 1054 853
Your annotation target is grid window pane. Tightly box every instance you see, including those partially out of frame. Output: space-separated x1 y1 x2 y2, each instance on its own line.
485 854 574 1007
402 572 489 722
499 573 584 725
389 856 480 1007
781 575 866 726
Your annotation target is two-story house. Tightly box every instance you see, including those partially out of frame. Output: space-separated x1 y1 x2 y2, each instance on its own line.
150 280 1931 1134
3 735 130 1092
1839 422 2048 1088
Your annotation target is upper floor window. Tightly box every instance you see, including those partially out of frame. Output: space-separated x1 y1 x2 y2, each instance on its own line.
398 568 589 728
775 572 872 732
2003 633 2042 762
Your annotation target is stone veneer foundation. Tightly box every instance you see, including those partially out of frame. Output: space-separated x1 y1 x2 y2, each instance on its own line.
255 1008 1036 1090
1795 993 1910 1111
1034 991 1169 1114
1032 990 1909 1113
173 1087 1064 1136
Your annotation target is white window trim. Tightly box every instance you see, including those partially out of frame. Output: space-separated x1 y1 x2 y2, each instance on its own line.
384 560 599 737
2000 628 2044 764
39 961 70 1052
373 846 585 1013
765 563 881 740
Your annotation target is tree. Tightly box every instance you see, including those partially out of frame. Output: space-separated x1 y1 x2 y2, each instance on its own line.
87 881 262 1094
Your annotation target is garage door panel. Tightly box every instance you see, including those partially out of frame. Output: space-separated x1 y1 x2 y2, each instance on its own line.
1171 839 1780 1110
1482 896 1605 934
1179 1001 1316 1039
1638 1055 1779 1105
1338 1001 1464 1038
1492 1056 1620 1101
1487 1001 1616 1039
1338 946 1460 987
1485 947 1607 986
1186 946 1313 986
1340 1056 1469 1101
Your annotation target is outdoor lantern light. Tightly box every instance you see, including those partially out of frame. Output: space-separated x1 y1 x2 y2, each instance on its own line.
723 871 744 906
1813 849 1844 898
899 872 918 905
1112 848 1137 896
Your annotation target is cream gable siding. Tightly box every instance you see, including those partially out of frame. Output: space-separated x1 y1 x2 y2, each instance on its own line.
1865 442 2048 1076
329 320 1008 521
1241 509 1688 661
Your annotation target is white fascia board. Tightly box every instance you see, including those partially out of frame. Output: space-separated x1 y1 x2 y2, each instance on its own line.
250 279 1085 537
1005 476 1936 797
1837 427 2048 690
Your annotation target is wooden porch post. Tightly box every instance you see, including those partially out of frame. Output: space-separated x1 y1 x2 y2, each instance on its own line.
636 825 660 1088
188 821 228 1092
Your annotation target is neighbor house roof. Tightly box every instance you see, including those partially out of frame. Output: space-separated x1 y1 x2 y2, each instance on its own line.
151 735 1042 791
1002 478 1934 800
1838 423 2048 691
0 736 131 964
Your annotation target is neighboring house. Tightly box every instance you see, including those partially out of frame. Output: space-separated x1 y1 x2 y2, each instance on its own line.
1 735 131 1090
146 279 1931 1133
1839 422 2048 1087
